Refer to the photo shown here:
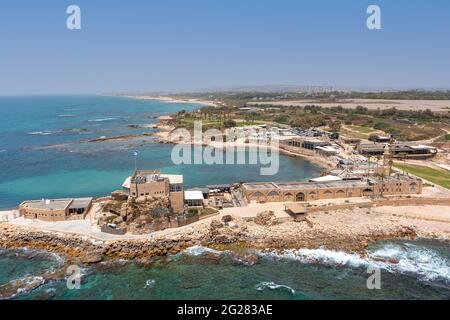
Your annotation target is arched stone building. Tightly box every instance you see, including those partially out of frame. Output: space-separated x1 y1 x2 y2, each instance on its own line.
241 175 422 204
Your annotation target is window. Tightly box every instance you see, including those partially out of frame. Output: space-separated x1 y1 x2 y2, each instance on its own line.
170 184 183 192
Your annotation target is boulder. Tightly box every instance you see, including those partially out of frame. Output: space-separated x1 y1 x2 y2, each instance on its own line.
80 252 103 264
111 190 128 201
222 215 233 223
210 219 224 230
254 211 278 226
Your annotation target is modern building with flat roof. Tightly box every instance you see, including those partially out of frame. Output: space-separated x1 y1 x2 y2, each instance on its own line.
356 143 437 159
184 190 205 208
19 197 93 222
240 175 422 204
280 136 330 150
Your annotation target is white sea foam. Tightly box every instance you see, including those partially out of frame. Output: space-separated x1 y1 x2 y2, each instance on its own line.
183 245 223 256
0 276 46 299
260 243 450 283
368 243 450 282
45 287 57 294
27 130 53 136
144 279 156 289
261 248 370 268
57 114 76 118
255 281 295 295
88 117 118 122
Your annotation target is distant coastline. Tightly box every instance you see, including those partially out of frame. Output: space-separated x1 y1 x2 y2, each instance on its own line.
150 121 334 170
122 94 219 108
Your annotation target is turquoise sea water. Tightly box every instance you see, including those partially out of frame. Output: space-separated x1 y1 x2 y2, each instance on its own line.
0 95 321 209
1 96 449 300
0 239 449 300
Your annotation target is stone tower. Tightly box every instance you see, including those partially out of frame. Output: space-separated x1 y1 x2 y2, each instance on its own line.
382 142 393 176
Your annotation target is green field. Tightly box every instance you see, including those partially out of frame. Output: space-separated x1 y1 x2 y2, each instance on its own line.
395 164 450 189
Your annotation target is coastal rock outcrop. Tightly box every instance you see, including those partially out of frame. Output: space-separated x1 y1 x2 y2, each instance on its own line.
80 252 103 264
0 206 433 267
202 218 249 244
98 195 173 234
254 211 278 226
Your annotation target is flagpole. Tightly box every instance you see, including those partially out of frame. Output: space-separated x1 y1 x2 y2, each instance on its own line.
133 150 139 198
133 150 138 172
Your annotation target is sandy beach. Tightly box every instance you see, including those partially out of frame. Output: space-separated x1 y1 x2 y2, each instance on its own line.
124 95 219 108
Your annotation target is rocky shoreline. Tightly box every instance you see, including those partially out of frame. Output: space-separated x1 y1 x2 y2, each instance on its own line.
3 203 449 300
3 205 448 298
0 213 421 266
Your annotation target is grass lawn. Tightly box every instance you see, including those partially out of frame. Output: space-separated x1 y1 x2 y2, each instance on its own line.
395 164 450 189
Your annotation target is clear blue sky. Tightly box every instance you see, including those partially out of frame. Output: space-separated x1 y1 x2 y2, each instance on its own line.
0 0 449 94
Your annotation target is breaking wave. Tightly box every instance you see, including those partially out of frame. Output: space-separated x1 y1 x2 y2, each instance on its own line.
26 128 87 136
88 117 118 122
144 279 155 289
27 130 54 136
57 114 77 118
0 275 46 299
18 247 66 270
183 246 223 256
255 282 295 295
0 248 67 299
260 242 450 284
368 242 450 283
261 248 369 268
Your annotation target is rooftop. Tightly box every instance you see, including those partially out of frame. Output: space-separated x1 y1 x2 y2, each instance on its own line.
69 197 93 209
303 138 328 143
243 179 370 191
242 182 277 190
285 203 308 215
160 174 183 184
277 180 369 190
23 199 72 210
123 172 184 188
21 198 72 211
207 184 232 189
316 146 337 153
184 190 204 201
310 175 343 183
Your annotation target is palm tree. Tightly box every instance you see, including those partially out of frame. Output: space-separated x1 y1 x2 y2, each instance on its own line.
399 152 408 174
